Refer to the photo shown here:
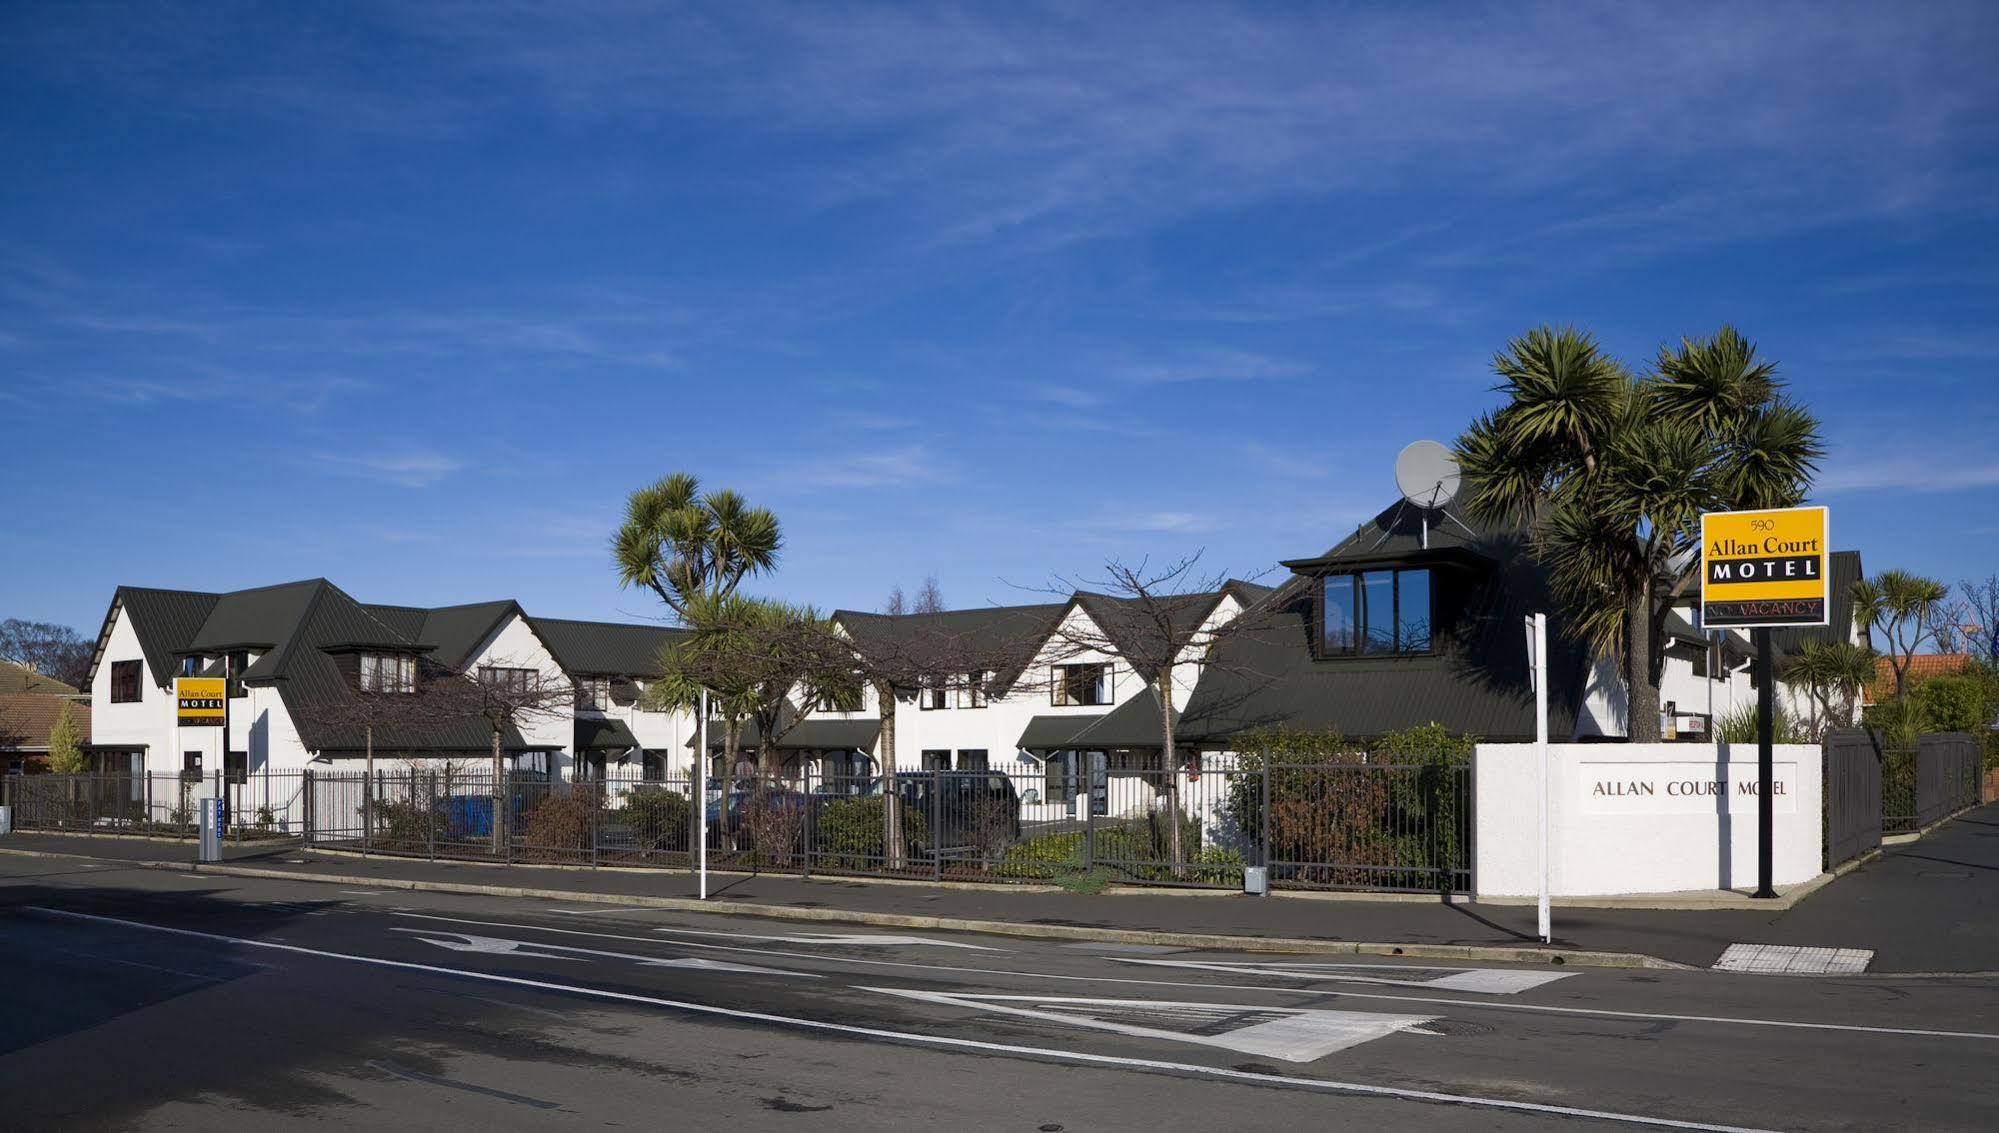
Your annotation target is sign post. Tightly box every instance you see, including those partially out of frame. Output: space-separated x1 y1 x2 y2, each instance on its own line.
1700 505 1829 900
696 687 709 901
1525 612 1551 944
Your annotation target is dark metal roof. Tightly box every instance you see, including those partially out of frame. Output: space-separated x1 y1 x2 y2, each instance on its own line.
700 716 882 752
1065 688 1175 749
1017 713 1103 750
530 616 686 678
94 587 219 689
1179 498 1591 744
834 603 1067 690
574 716 640 751
412 601 521 670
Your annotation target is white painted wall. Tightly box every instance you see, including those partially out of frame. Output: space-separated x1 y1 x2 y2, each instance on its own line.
1474 741 1823 897
462 612 574 777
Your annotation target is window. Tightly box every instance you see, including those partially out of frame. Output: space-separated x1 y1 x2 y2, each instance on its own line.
478 666 536 696
181 750 203 780
1320 568 1433 657
642 750 669 781
575 676 610 711
180 656 203 677
224 750 248 785
1107 749 1160 776
1052 663 1111 707
362 653 415 694
227 651 251 697
956 749 989 771
111 660 143 703
919 680 948 711
920 750 951 771
955 671 988 709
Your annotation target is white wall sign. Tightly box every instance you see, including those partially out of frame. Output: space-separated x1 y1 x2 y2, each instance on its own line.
1576 761 1796 815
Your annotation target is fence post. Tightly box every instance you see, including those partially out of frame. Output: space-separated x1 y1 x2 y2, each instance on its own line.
801 768 814 881
302 769 315 844
1083 763 1095 870
932 769 944 882
590 781 601 869
1259 752 1272 873
503 769 514 865
426 771 438 860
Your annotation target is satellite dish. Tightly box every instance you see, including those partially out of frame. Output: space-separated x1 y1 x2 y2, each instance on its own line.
1395 440 1461 510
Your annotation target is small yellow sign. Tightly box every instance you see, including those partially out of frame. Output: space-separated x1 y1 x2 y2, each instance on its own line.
1699 506 1830 629
176 676 227 727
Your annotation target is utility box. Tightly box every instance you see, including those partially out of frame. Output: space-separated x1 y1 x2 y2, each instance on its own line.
1243 865 1268 896
198 797 224 863
0 805 12 836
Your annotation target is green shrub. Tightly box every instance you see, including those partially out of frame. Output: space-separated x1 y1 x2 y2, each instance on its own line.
1717 702 1806 744
995 830 1085 879
815 796 928 868
620 786 690 850
1912 675 1991 735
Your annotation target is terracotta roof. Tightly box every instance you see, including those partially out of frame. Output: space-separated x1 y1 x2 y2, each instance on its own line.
1865 653 1971 704
0 661 78 696
0 694 91 752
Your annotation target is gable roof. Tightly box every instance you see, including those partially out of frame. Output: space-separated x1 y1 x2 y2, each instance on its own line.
410 601 522 670
1180 496 1590 743
834 603 1067 690
90 586 219 689
529 616 687 678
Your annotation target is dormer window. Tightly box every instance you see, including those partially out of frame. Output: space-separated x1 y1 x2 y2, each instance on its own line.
1322 568 1432 656
361 653 415 693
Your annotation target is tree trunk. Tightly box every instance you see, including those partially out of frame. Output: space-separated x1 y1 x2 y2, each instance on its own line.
1158 670 1184 872
876 680 903 868
364 724 375 842
1626 590 1662 742
722 718 743 837
490 725 505 856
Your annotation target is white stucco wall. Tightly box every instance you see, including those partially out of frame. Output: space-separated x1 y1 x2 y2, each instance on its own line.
1474 741 1823 897
463 612 575 777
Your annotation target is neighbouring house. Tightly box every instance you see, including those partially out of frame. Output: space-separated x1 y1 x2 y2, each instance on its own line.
1863 652 1972 707
0 693 92 775
84 580 699 788
2 660 83 697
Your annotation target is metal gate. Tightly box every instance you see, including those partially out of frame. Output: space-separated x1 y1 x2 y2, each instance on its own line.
1914 732 1981 829
1823 729 1881 869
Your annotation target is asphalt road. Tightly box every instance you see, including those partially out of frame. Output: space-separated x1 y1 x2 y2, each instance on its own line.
4 855 1997 1131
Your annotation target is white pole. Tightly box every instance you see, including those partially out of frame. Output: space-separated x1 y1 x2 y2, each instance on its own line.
1533 612 1552 946
696 688 709 900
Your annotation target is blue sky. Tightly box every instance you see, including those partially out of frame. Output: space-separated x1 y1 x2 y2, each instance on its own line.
3 2 1996 633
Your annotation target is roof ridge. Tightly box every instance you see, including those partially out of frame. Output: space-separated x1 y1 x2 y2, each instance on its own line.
256 579 338 677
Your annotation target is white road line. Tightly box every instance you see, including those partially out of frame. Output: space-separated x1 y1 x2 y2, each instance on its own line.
392 928 821 978
1110 957 1574 995
624 924 1007 951
867 988 1435 1063
379 911 1999 1044
19 906 1781 1133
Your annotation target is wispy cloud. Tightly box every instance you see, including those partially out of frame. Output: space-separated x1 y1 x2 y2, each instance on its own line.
782 444 950 491
1112 348 1309 386
1019 383 1101 408
312 450 467 488
1817 460 1999 495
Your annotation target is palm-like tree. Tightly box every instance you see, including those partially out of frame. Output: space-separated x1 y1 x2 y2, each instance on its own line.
1851 570 1950 703
1458 325 1823 741
613 473 782 622
1780 639 1877 738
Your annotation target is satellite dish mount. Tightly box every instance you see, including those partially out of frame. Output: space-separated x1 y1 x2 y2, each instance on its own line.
1383 440 1472 550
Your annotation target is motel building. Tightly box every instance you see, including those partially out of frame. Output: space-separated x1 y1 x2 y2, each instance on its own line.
80 474 1866 854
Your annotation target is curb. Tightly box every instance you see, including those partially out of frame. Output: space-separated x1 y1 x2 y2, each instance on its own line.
0 844 1689 971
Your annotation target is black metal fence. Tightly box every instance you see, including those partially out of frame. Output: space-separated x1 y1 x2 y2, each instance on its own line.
1823 729 1883 868
0 770 308 841
294 754 1474 893
1913 732 1981 830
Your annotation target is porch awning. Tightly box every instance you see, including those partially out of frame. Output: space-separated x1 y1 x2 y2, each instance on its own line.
1065 689 1174 749
574 717 640 751
696 717 881 752
1017 713 1102 751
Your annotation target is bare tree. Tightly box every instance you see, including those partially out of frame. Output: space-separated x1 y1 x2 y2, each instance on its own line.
294 667 480 840
1029 552 1268 871
914 576 946 615
422 658 574 854
837 610 1047 866
882 585 907 616
1961 575 1999 664
0 619 92 689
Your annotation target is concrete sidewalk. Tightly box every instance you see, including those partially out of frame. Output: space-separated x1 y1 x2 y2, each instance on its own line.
7 803 1997 973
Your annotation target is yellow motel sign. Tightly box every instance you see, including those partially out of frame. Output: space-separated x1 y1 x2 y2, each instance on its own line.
176 676 227 727
1699 505 1829 629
